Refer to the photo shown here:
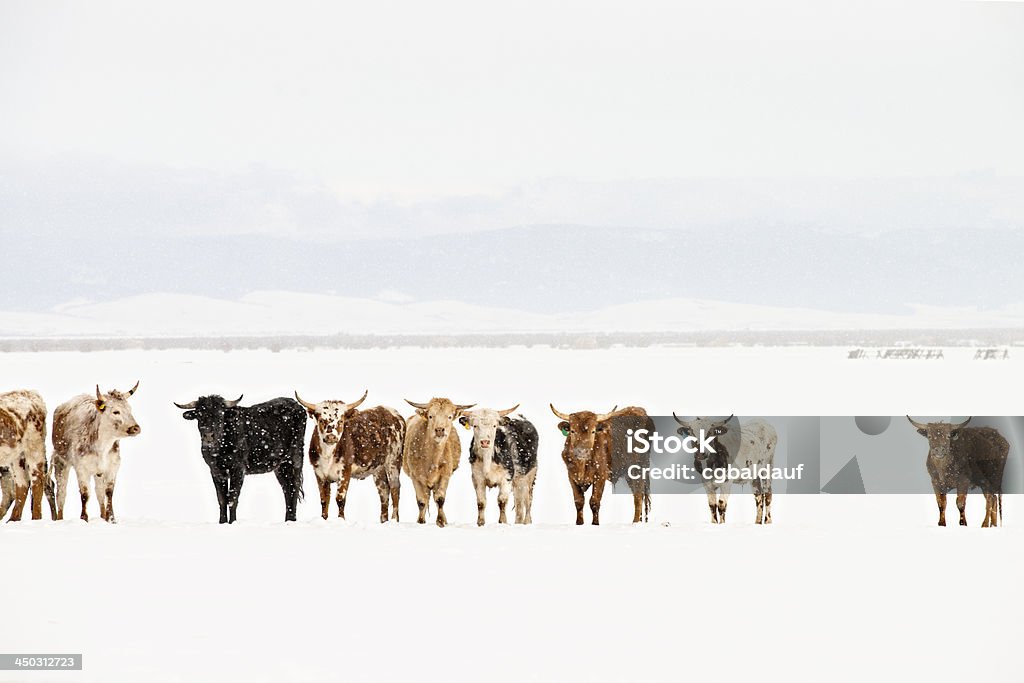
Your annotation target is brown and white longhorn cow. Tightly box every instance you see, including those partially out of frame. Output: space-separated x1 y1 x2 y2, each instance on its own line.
295 390 405 523
0 390 52 522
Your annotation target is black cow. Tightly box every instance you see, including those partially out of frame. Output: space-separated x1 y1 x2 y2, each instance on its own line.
175 395 306 523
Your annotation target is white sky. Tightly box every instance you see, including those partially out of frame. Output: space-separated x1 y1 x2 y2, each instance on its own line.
1 0 1023 201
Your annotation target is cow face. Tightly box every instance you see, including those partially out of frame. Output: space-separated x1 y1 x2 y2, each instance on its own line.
459 404 520 455
559 412 605 460
95 383 141 438
908 417 971 460
294 391 367 446
406 398 475 444
177 395 241 456
674 416 730 462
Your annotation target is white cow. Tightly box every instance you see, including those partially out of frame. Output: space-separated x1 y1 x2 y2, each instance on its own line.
459 405 539 525
0 390 50 521
52 383 141 522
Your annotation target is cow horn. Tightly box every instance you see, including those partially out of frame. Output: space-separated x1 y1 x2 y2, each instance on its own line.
498 404 520 417
550 404 571 420
346 390 369 410
294 392 317 411
126 380 139 396
95 385 104 402
595 406 622 421
174 400 197 409
405 399 430 410
906 416 927 430
672 412 691 427
714 414 735 428
224 395 243 408
952 416 972 429
455 403 476 411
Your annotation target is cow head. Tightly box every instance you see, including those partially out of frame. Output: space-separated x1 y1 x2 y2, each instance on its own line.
175 395 242 455
907 416 971 460
294 390 368 445
672 414 732 461
406 398 475 443
459 405 520 456
95 381 141 438
550 404 619 460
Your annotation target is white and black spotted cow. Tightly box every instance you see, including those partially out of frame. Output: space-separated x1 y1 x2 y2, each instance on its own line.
672 414 777 524
459 406 539 525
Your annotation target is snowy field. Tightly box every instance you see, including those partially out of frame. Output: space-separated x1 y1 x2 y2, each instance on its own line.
1 345 1022 682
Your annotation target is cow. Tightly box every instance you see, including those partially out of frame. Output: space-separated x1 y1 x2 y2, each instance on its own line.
672 414 777 524
549 404 652 525
294 390 405 523
907 416 1008 527
459 405 539 525
403 397 474 527
0 390 53 522
175 395 305 523
51 383 141 523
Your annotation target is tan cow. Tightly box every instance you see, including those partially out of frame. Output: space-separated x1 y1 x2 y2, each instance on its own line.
295 390 406 523
52 383 141 522
0 390 52 522
403 397 474 527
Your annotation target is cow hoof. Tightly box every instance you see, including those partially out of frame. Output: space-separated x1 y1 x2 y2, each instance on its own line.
960 520 967 526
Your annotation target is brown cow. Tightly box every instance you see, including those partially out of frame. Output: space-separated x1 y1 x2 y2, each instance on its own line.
550 404 652 525
0 390 52 522
403 397 474 527
295 390 405 523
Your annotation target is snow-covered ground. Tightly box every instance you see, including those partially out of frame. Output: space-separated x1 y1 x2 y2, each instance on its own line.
1 345 1021 682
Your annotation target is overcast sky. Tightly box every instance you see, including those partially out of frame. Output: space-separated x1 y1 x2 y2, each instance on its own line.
2 0 1022 204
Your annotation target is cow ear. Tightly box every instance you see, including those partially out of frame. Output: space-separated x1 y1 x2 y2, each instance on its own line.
415 408 427 417
676 426 690 437
950 430 960 439
344 407 359 419
916 428 927 436
596 422 608 432
458 416 470 429
558 421 569 436
182 410 197 420
306 408 317 418
95 401 106 412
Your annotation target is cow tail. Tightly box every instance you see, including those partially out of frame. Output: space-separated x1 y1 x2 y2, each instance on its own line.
44 453 57 520
644 477 652 523
998 492 1003 527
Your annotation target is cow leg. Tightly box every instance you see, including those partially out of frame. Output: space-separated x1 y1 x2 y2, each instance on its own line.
29 461 46 520
227 469 246 523
211 474 229 524
589 478 606 526
570 481 587 525
706 487 719 523
373 473 390 523
0 468 13 520
717 484 731 524
7 459 30 522
388 468 401 523
434 486 449 528
274 467 299 522
336 468 352 520
497 476 511 525
956 490 968 526
982 493 995 528
53 458 70 521
410 479 429 523
513 470 537 524
523 469 536 524
315 474 331 520
753 477 764 524
95 473 108 521
763 489 773 524
934 492 947 526
78 474 90 522
473 475 488 526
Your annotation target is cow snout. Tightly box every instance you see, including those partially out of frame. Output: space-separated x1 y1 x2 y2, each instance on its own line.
434 427 447 439
323 433 339 444
127 425 141 436
479 439 491 449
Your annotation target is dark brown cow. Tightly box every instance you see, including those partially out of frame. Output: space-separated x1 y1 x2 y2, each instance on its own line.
908 416 1009 527
550 404 652 525
296 391 406 522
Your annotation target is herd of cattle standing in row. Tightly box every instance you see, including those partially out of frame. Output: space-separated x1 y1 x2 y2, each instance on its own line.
0 386 1009 527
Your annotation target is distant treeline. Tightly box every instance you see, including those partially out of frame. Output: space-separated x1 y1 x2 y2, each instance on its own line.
0 329 1022 352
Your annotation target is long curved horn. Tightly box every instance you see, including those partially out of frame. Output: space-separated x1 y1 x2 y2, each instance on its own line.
907 415 928 430
498 403 520 417
595 406 622 421
224 395 243 408
713 414 735 428
672 412 691 427
550 404 571 420
96 385 104 402
346 390 369 410
125 380 139 396
454 403 476 411
405 399 430 410
294 391 317 411
952 416 972 429
174 400 197 409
